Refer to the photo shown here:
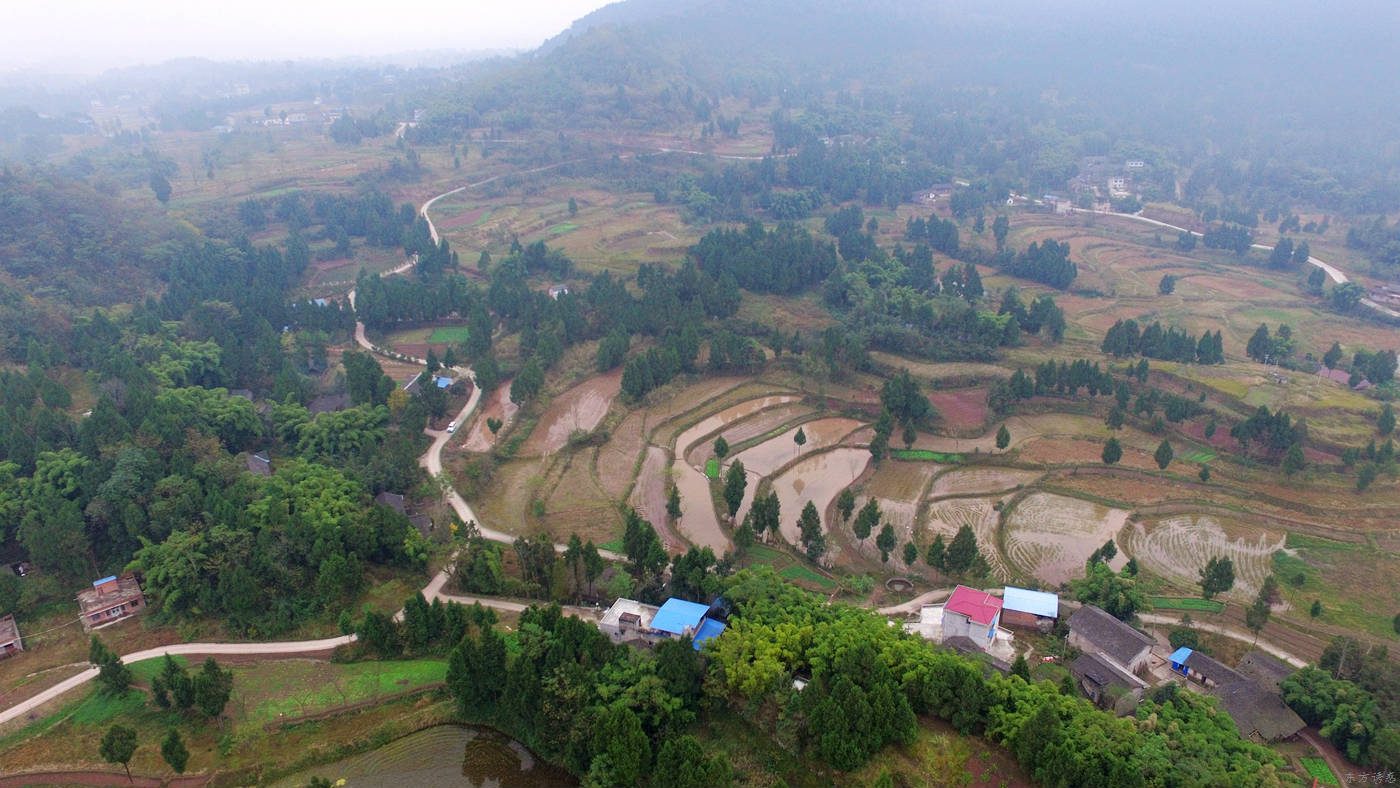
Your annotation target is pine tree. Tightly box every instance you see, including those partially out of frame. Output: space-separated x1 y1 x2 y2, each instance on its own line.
160 729 189 774
995 424 1010 450
926 534 946 570
1102 437 1122 465
1154 439 1174 469
722 461 747 518
99 725 138 781
876 524 896 562
944 525 980 574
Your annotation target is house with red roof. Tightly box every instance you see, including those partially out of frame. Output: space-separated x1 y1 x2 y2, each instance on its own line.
941 585 1004 652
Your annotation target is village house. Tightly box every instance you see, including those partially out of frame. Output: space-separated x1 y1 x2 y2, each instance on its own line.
547 284 570 300
0 614 23 658
77 573 146 632
1070 651 1148 715
1236 650 1296 693
1168 647 1304 742
1067 604 1153 674
1000 587 1059 631
598 597 726 650
942 585 1004 652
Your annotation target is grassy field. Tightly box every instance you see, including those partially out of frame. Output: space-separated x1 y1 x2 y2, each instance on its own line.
427 326 471 344
0 657 448 779
892 449 964 463
1301 757 1340 787
779 564 838 590
1148 596 1226 613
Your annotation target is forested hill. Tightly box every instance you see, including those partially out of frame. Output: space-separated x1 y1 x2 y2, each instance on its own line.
426 0 1400 211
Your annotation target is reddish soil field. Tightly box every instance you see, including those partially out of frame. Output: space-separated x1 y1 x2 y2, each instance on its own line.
629 446 676 548
392 341 450 360
1186 275 1281 301
1178 419 1243 453
436 206 487 231
521 370 623 455
927 387 989 432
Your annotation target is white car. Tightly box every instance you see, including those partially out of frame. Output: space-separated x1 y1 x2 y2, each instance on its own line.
446 421 457 433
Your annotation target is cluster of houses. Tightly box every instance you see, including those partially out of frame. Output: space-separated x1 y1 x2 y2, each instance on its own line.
903 585 1304 743
1066 156 1147 202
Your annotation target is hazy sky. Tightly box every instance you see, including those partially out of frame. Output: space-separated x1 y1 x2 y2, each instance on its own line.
2 0 615 73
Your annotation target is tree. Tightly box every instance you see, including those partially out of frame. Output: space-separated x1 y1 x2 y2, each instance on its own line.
1381 404 1396 437
798 501 825 562
853 498 880 540
944 525 980 574
836 488 856 522
1010 655 1031 682
903 541 919 566
1311 599 1323 617
926 534 946 570
794 427 807 452
160 729 189 773
193 657 234 718
666 486 682 520
993 215 1010 251
1324 342 1344 370
1246 324 1273 362
1158 274 1177 295
1199 556 1235 599
568 197 578 217
149 172 172 204
995 424 1010 450
1102 437 1122 465
876 524 896 562
100 724 138 781
1199 464 1211 482
1154 439 1174 469
902 422 917 449
90 636 132 695
722 460 747 518
1245 596 1271 643
1282 444 1305 475
713 436 729 458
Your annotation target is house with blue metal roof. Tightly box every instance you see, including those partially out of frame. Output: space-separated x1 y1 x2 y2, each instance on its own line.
598 596 726 651
1001 587 1059 631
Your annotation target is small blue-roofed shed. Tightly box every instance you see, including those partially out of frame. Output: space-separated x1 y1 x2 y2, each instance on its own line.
1169 647 1192 674
651 598 710 636
1001 587 1059 630
693 618 726 651
434 376 454 388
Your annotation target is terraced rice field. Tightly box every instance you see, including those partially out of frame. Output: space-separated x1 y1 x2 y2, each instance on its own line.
929 467 1042 498
683 403 813 466
865 462 942 545
926 497 1011 581
731 418 865 476
670 394 801 458
673 461 731 554
771 448 871 547
1124 515 1284 598
1003 492 1130 585
629 447 671 540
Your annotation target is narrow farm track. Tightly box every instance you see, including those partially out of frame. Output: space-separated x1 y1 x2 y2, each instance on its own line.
1078 207 1400 318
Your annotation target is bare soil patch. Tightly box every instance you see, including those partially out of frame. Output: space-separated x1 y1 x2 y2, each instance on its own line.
928 388 989 433
462 380 517 452
597 410 647 500
522 369 622 455
1003 492 1130 585
629 447 682 550
930 467 1043 498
